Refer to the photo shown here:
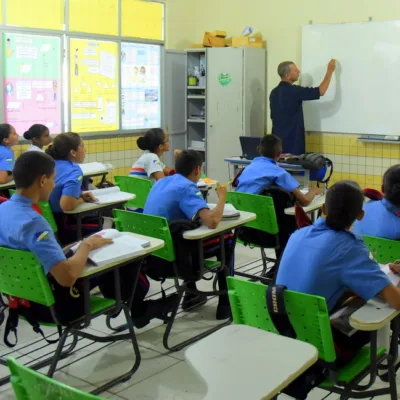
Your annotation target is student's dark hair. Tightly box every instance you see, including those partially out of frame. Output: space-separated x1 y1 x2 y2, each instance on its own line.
14 152 55 189
23 124 48 141
383 164 400 206
0 124 12 145
258 134 282 158
137 128 166 152
46 132 81 160
325 180 364 231
175 150 203 177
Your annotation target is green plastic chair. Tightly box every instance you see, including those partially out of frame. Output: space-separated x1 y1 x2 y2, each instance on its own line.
9 189 58 233
362 235 400 264
115 175 152 209
0 247 141 393
8 357 102 400
227 191 279 278
113 209 228 352
227 277 397 398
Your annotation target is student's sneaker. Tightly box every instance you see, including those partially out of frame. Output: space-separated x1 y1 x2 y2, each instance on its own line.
216 303 232 320
181 293 208 311
133 294 178 329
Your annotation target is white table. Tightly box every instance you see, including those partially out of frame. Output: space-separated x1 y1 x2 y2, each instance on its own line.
0 180 15 191
185 325 318 400
64 193 135 240
284 195 326 222
183 211 256 240
80 162 113 186
224 157 311 188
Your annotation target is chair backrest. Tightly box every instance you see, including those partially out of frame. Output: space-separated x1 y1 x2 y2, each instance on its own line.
113 209 175 262
115 175 152 209
8 190 57 233
362 235 400 264
8 358 102 400
227 191 279 234
0 247 55 306
227 277 336 363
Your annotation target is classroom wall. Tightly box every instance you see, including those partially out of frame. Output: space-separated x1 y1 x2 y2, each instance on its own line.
165 0 400 189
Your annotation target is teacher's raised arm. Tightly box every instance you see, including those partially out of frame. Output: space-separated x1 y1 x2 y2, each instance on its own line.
269 59 336 155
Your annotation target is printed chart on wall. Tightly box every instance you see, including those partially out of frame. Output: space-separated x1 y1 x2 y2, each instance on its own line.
121 43 161 130
70 39 119 132
2 33 61 135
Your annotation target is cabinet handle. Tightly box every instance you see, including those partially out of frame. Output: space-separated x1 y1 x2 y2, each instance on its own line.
210 125 213 128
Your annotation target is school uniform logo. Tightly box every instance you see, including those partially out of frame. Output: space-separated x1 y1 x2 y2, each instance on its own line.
196 191 202 196
34 231 49 242
6 158 12 163
77 175 83 181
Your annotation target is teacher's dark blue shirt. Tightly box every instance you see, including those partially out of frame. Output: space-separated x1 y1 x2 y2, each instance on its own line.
270 82 320 155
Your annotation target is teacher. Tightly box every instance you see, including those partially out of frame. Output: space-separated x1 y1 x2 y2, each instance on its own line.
269 59 336 155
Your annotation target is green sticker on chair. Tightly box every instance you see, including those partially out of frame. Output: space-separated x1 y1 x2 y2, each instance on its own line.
218 73 232 87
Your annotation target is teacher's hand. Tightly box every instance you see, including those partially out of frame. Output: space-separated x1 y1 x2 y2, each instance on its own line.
327 59 336 73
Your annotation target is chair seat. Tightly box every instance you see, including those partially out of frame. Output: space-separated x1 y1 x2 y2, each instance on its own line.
320 346 386 387
204 260 221 270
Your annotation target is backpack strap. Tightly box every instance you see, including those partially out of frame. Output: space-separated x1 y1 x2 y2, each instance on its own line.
266 285 297 339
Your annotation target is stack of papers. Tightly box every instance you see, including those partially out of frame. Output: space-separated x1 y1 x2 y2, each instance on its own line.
380 264 400 286
71 229 150 267
207 203 240 220
87 187 134 204
190 140 205 151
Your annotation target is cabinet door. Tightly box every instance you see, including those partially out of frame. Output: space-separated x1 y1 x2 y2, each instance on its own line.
206 48 243 184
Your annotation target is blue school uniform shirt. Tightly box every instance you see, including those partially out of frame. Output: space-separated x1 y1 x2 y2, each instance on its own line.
49 160 83 213
269 82 320 155
0 194 66 274
276 217 390 312
144 174 208 221
236 156 300 195
0 145 14 172
353 198 400 240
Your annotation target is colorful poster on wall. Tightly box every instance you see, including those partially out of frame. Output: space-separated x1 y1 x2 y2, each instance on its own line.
70 39 119 132
2 33 61 135
121 42 161 130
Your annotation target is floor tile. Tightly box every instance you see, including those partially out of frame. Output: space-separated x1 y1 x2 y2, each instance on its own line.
117 361 207 400
62 341 180 394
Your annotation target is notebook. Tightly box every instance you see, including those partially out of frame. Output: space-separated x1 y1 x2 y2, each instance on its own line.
380 264 400 287
207 203 240 219
79 162 107 175
71 229 150 267
87 187 134 204
198 179 207 188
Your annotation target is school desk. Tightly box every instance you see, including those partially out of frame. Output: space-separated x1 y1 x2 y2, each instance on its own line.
80 162 113 187
64 193 135 240
185 324 318 400
284 194 326 222
0 180 16 191
224 157 311 188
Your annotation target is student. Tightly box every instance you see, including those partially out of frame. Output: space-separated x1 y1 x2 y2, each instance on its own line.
24 124 52 152
130 128 177 182
353 164 400 239
143 150 232 319
276 181 400 363
236 134 322 206
46 133 98 244
0 151 176 328
0 123 18 185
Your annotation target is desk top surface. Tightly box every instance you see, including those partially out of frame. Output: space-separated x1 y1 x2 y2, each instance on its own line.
285 195 326 215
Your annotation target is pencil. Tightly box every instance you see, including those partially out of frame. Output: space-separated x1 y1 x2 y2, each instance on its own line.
220 180 233 188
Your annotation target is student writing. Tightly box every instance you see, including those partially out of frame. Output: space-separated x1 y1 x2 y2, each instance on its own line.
143 150 232 319
353 164 400 239
0 152 175 327
236 134 322 206
276 181 400 364
24 124 52 153
130 128 180 182
0 124 18 185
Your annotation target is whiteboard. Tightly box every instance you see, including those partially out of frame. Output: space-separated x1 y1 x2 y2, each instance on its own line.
302 21 400 136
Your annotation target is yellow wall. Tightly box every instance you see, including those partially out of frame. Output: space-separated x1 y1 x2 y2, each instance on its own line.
166 0 400 189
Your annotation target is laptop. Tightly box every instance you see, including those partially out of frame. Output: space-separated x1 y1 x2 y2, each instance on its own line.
239 136 262 160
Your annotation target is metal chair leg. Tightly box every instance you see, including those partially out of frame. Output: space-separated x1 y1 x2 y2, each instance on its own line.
47 327 72 378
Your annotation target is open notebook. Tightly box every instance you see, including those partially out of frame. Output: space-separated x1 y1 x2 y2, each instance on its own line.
80 162 107 175
87 187 134 204
380 264 400 287
71 229 150 267
207 203 240 220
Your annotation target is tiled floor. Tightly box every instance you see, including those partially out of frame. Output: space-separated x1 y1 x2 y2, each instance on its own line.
0 244 399 399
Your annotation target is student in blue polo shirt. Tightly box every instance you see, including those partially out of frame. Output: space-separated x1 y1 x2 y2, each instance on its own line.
0 123 18 185
236 135 322 206
46 132 98 244
353 165 400 239
0 151 176 328
276 181 400 363
144 150 232 319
